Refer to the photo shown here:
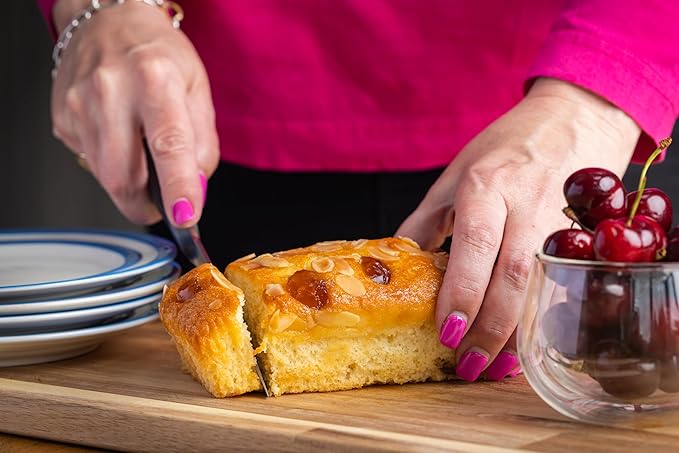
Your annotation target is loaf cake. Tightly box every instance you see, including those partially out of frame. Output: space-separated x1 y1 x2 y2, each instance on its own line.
160 237 455 397
226 237 454 396
159 263 262 397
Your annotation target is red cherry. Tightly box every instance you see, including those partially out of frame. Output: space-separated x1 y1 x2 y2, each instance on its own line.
587 340 659 398
659 357 679 393
666 227 679 261
543 229 594 260
630 311 679 359
593 216 668 262
577 271 631 329
564 168 627 229
626 274 679 359
626 188 673 233
542 302 588 359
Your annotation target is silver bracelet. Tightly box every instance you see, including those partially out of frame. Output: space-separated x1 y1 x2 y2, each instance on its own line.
51 0 184 79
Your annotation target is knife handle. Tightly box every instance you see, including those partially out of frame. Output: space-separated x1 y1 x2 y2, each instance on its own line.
143 138 167 222
144 139 211 267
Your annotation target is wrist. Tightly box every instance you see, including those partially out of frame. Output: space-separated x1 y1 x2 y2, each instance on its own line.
53 0 91 33
527 77 641 172
51 0 183 78
53 0 177 34
528 78 641 145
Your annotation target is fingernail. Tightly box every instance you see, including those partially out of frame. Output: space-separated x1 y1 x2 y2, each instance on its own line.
456 349 488 382
172 198 194 225
509 367 522 377
199 172 207 202
439 313 467 349
485 351 520 381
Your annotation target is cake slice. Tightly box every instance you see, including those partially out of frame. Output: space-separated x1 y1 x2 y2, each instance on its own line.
225 237 455 397
159 263 262 397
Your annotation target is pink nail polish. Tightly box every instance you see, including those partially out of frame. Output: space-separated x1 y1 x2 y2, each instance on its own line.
439 313 466 349
509 367 523 378
199 172 207 202
485 351 520 381
456 350 488 382
172 198 194 225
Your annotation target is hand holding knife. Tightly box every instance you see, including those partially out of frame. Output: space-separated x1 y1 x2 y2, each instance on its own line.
144 139 271 397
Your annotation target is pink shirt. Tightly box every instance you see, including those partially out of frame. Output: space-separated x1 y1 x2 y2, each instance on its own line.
39 1 679 171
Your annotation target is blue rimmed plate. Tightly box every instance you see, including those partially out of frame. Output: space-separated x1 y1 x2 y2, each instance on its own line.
0 230 176 299
0 262 179 315
0 293 161 335
0 309 159 367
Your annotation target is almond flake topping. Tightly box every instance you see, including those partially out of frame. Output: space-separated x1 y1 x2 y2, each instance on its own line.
391 239 422 254
350 239 368 249
269 309 298 333
398 236 421 249
313 310 361 327
311 257 335 273
335 274 366 296
273 247 306 257
311 242 343 253
368 246 400 262
265 283 286 297
241 262 262 270
378 244 400 256
256 254 292 268
332 257 355 276
210 267 241 292
234 253 256 263
318 240 347 246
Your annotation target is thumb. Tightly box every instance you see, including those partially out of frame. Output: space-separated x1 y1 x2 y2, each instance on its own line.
395 199 455 251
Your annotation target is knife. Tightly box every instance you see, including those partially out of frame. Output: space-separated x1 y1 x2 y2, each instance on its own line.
144 139 271 397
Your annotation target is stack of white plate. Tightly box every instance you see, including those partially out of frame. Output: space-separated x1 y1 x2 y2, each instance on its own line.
0 230 179 367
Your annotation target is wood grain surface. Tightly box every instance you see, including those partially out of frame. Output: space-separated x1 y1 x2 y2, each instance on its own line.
0 433 108 452
1 321 678 452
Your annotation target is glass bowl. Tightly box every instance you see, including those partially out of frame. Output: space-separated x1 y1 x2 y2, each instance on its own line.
518 253 679 425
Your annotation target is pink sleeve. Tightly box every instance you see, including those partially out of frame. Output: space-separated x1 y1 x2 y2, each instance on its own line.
526 0 679 163
36 0 59 40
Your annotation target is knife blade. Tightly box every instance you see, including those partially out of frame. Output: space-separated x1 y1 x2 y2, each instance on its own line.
144 139 271 397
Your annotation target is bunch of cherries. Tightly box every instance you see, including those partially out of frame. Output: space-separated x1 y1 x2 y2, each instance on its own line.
544 137 677 263
540 138 679 399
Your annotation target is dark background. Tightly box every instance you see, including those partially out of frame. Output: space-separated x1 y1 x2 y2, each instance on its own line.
4 2 679 232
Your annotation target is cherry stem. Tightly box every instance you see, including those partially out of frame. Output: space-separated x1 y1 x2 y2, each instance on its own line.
626 137 672 227
562 207 593 233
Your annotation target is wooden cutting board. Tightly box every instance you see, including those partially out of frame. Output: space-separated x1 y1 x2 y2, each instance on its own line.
1 322 678 453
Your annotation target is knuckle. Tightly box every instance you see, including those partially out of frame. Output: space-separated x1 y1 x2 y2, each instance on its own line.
114 197 158 226
98 171 134 201
451 274 485 302
202 146 220 174
51 120 68 139
135 56 176 86
501 252 534 293
464 163 499 192
480 317 514 344
51 117 78 150
64 87 84 116
90 66 117 101
458 219 499 254
51 126 62 139
151 127 190 158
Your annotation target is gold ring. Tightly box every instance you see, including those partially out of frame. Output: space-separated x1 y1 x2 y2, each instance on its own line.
76 153 90 172
161 1 184 29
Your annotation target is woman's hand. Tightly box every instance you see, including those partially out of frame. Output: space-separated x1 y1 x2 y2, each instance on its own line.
51 0 219 226
397 78 641 381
